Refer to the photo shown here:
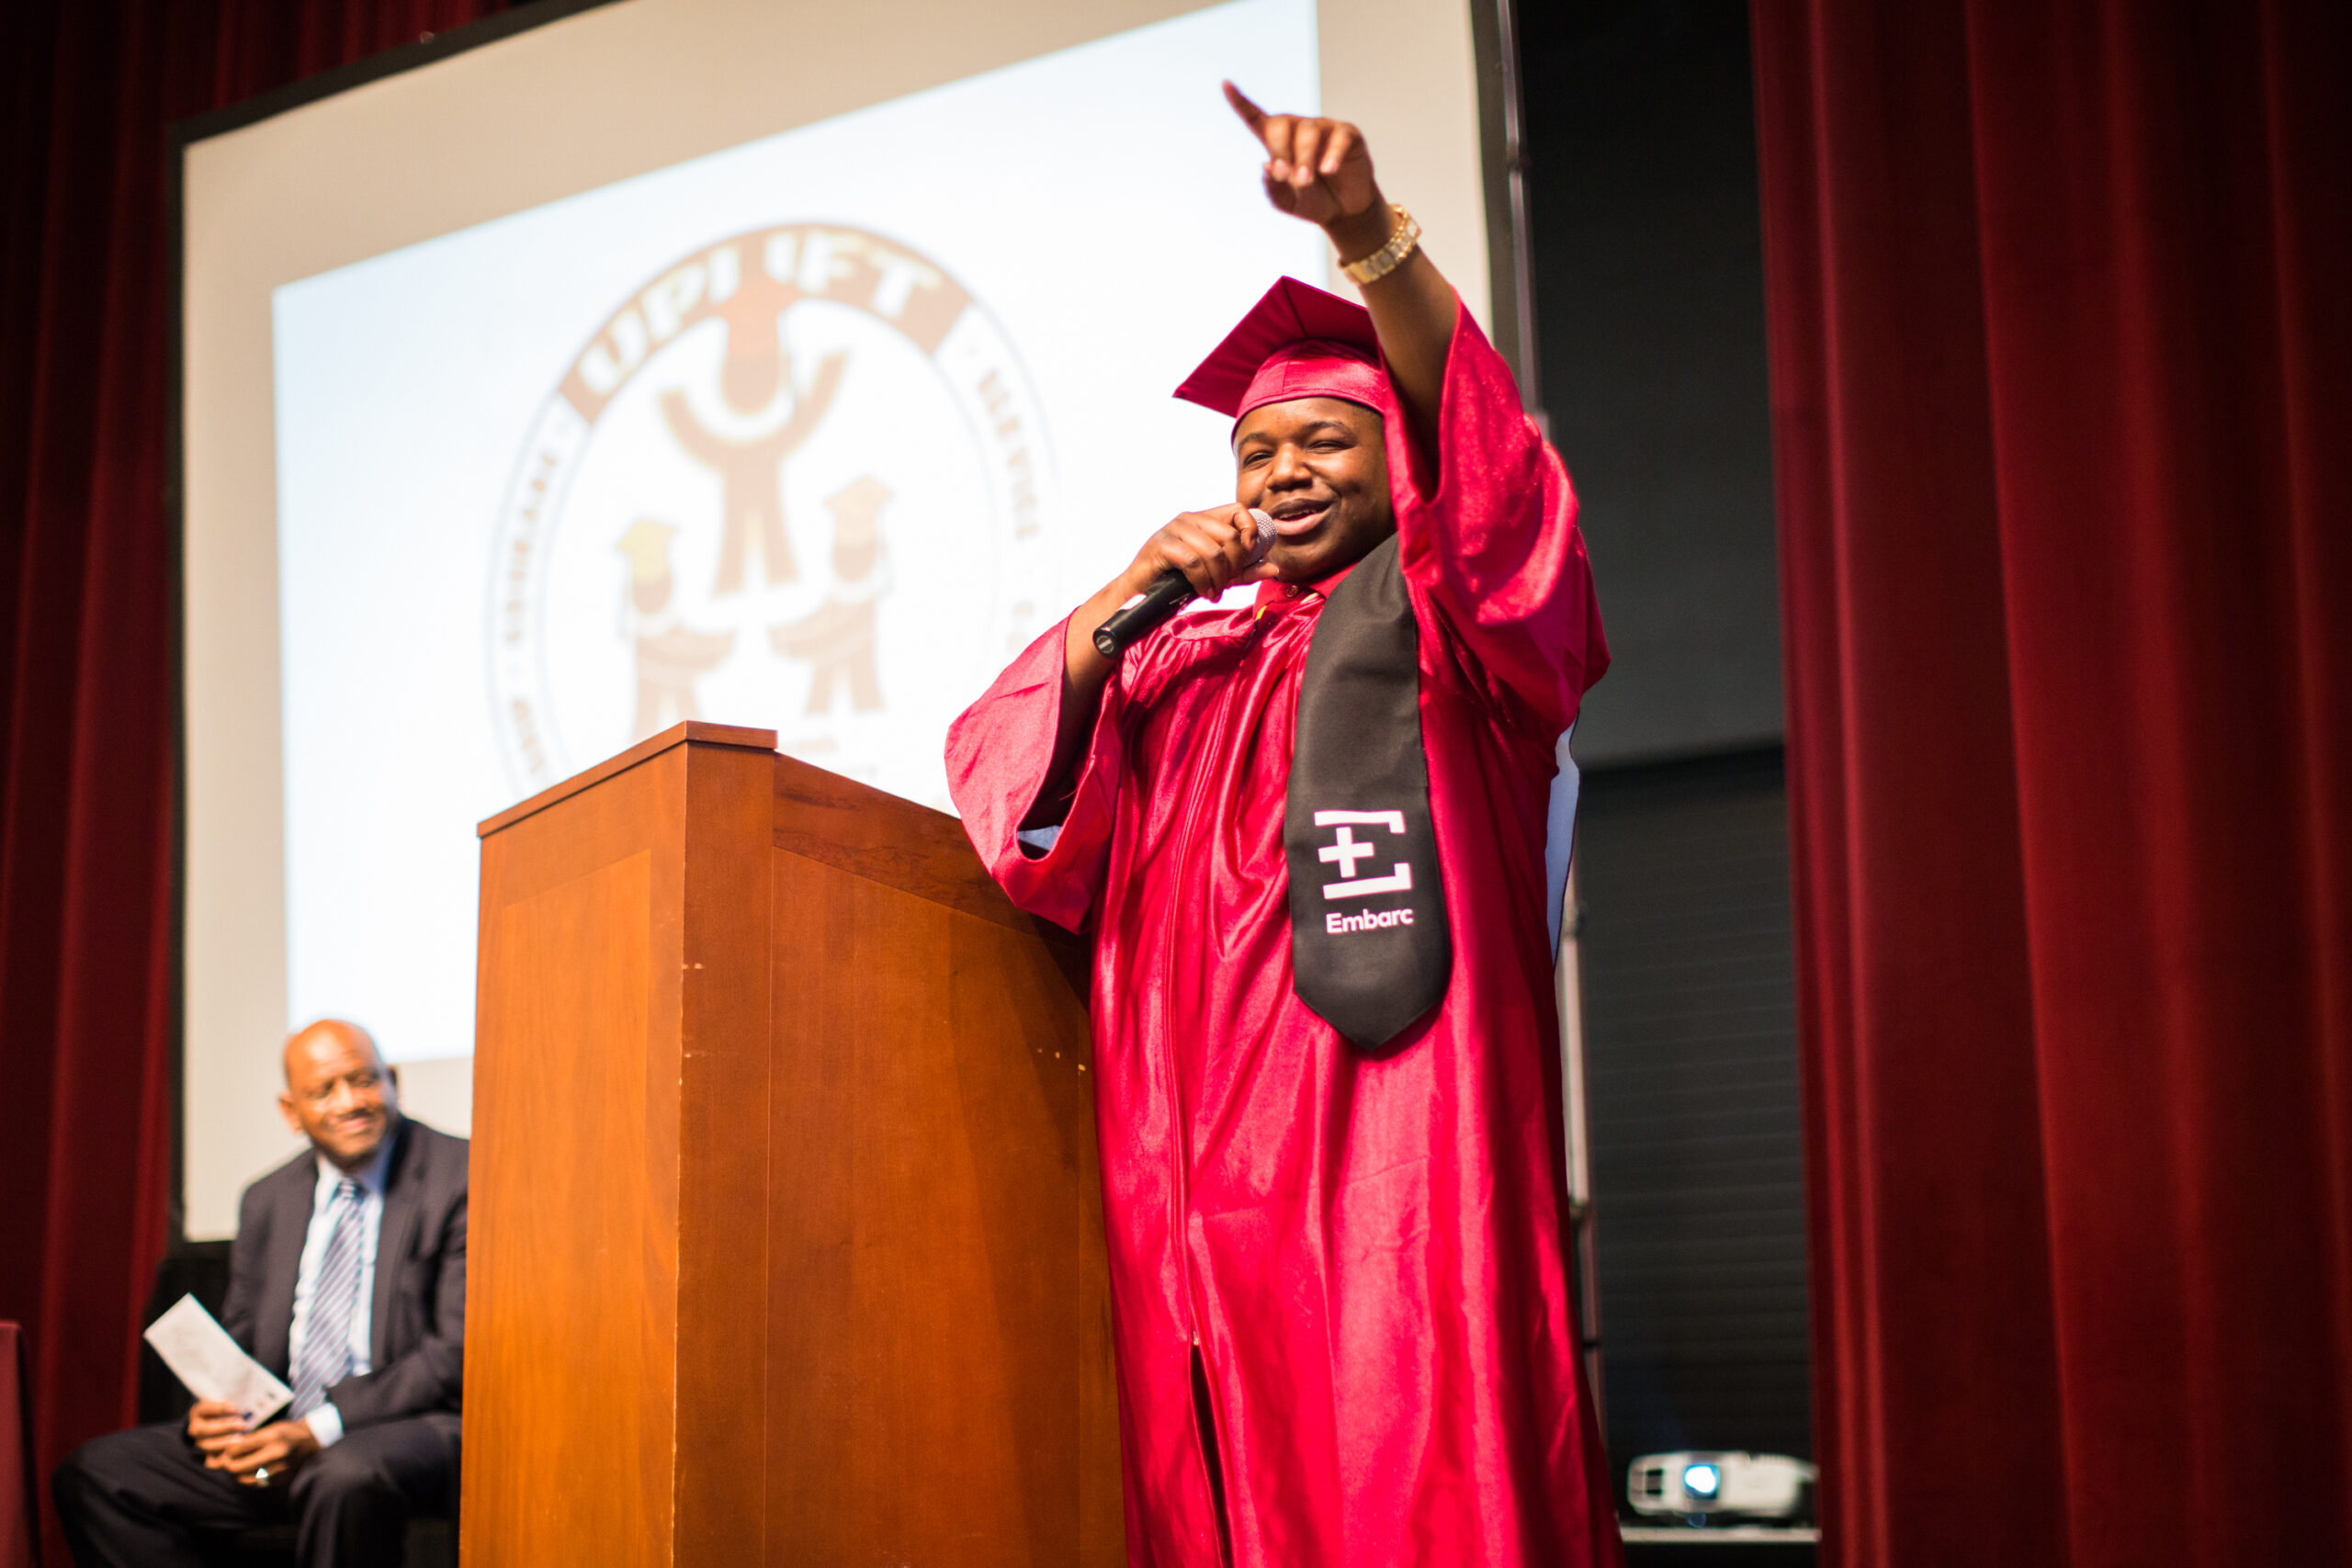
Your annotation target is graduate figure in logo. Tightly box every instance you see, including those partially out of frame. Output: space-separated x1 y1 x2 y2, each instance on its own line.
946 85 1619 1567
616 518 735 739
770 474 893 715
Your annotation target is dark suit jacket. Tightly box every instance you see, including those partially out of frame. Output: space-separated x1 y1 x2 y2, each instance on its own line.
219 1117 468 1430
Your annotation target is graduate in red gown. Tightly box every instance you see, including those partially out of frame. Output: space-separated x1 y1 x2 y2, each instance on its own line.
945 85 1621 1567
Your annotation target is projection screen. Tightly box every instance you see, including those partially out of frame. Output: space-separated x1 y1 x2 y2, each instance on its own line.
178 0 1510 1238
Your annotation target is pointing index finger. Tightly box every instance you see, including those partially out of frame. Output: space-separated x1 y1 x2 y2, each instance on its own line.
1223 81 1269 133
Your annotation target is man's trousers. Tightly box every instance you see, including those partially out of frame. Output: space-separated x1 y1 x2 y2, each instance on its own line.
51 1413 459 1568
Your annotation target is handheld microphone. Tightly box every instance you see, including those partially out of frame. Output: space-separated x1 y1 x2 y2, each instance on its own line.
1093 509 1277 660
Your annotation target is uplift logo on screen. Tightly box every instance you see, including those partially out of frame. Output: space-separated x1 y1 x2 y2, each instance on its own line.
486 224 1054 808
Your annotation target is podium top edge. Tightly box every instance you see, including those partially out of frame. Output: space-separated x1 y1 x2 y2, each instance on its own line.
478 721 779 838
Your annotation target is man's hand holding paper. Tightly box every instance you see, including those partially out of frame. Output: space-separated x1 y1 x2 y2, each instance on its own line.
141 1293 291 1428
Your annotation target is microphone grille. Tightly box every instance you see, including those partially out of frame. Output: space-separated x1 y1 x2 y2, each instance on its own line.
1247 508 1277 564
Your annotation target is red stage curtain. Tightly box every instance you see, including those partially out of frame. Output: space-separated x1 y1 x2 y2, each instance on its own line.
0 2 508 1556
1751 2 2352 1563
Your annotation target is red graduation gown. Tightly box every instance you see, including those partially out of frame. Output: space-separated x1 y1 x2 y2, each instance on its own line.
946 308 1621 1567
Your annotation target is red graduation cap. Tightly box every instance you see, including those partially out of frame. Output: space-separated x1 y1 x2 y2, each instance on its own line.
1174 276 1388 422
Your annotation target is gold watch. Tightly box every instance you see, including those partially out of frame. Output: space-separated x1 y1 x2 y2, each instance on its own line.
1340 205 1421 286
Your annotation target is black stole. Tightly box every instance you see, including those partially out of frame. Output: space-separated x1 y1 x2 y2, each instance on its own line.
1283 535 1453 1053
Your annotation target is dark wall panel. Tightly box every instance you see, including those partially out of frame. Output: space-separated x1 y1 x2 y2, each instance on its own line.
1574 749 1810 1470
1521 0 1782 763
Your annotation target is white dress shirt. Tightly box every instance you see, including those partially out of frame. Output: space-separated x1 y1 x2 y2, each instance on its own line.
286 1141 392 1448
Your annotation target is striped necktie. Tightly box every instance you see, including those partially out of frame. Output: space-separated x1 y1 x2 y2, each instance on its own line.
292 1179 365 1416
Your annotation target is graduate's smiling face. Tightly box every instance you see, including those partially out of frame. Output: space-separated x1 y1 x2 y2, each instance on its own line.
1234 397 1396 583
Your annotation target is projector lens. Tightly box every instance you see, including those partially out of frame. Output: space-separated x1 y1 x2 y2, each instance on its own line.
1684 1463 1721 1498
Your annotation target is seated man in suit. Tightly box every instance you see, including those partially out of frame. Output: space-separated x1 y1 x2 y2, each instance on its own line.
54 1019 467 1568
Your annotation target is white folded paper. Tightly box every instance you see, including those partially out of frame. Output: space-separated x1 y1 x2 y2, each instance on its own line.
142 1293 293 1424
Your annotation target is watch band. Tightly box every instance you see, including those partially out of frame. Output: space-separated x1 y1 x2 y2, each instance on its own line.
1340 205 1421 287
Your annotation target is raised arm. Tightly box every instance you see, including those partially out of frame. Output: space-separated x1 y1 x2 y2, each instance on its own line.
1230 85 1604 736
1224 83 1459 468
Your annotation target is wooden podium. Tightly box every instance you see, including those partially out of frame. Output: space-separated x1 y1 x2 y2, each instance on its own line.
460 722 1122 1566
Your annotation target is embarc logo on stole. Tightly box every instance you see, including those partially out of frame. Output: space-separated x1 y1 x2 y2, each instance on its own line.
486 224 1056 809
1315 808 1418 936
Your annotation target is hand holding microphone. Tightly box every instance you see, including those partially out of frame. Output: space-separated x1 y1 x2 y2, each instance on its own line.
1046 503 1281 802
1092 505 1278 659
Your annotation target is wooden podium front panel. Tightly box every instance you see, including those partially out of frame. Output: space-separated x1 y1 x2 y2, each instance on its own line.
466 729 775 1568
763 762 1123 1566
466 757 685 1568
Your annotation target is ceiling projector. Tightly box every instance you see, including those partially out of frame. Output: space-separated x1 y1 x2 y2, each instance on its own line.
1627 1451 1815 1523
